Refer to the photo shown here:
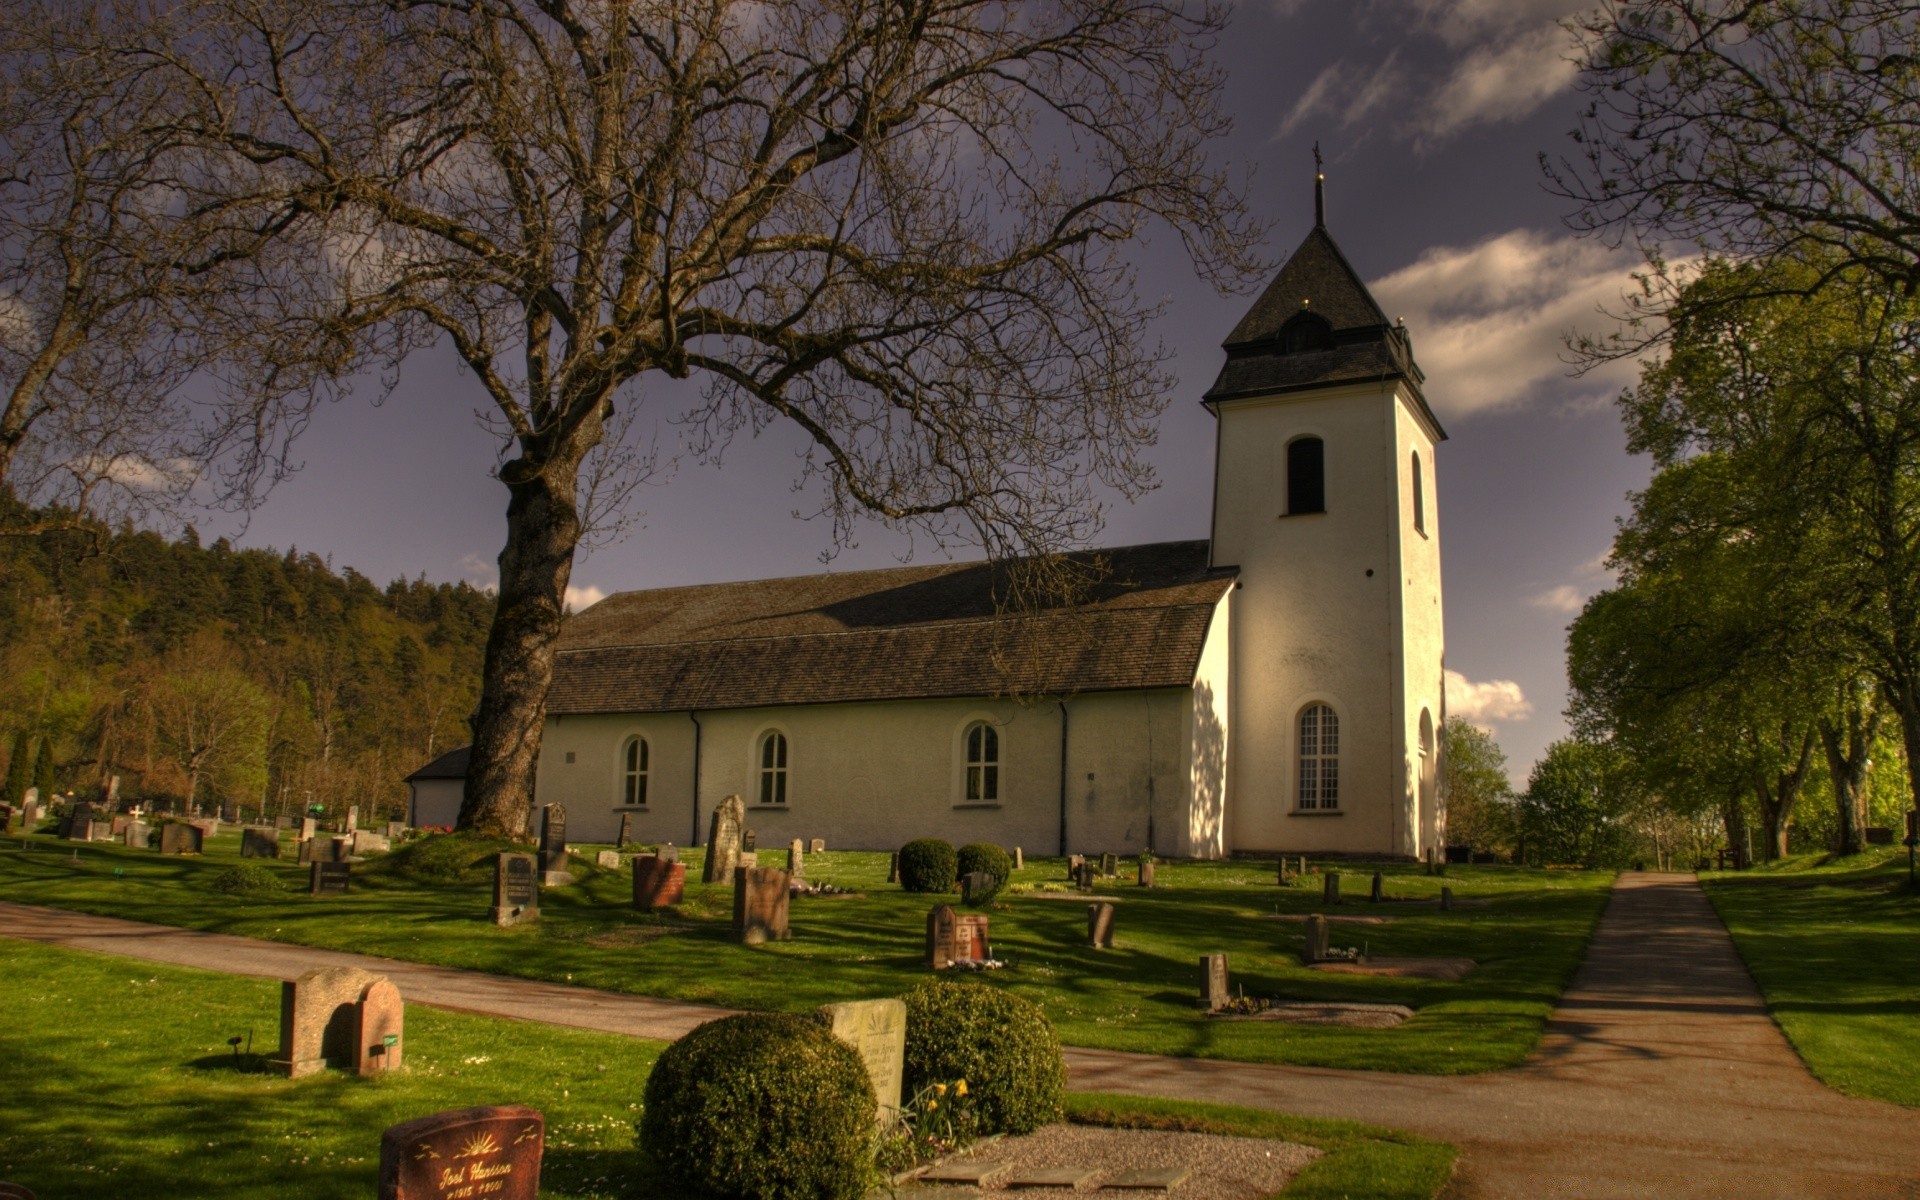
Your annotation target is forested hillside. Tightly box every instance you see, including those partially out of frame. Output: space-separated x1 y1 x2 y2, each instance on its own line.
0 501 493 824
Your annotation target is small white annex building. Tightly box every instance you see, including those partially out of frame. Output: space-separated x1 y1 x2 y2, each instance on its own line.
405 745 469 831
528 209 1447 860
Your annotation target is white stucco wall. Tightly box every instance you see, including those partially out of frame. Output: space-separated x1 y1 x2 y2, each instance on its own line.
1183 588 1233 859
1394 397 1447 855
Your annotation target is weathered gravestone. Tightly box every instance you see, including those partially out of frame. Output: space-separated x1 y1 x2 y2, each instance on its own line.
1087 902 1116 949
1200 953 1230 1012
733 866 791 945
1302 913 1330 964
595 850 621 870
242 827 282 859
17 800 36 832
1074 860 1095 891
887 851 899 883
702 794 746 884
1322 872 1342 906
1440 886 1454 912
62 802 97 840
351 830 392 856
110 814 132 837
818 998 906 1124
741 828 757 852
925 904 991 968
1065 853 1085 880
788 838 805 878
188 817 219 840
538 804 572 886
311 861 352 895
86 820 112 841
631 855 686 912
736 850 759 872
387 820 406 839
615 812 633 848
1100 852 1117 876
299 816 318 842
276 965 382 1077
345 805 359 833
356 977 405 1075
490 853 539 926
220 801 239 825
1012 846 1023 870
657 842 679 865
275 815 293 830
1138 859 1156 887
959 871 998 904
160 822 203 855
123 820 149 849
809 838 826 854
1370 872 1384 903
378 1105 544 1200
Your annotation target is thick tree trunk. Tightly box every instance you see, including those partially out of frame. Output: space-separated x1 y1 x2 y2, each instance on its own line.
1751 728 1814 862
1723 794 1750 868
458 441 591 839
1893 678 1920 826
1819 704 1875 856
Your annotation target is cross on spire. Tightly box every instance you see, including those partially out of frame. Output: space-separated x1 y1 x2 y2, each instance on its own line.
1313 142 1325 228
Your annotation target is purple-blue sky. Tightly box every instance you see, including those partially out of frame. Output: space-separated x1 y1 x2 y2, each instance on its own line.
215 1 1652 785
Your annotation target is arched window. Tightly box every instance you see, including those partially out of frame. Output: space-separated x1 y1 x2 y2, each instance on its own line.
1298 704 1340 810
757 731 789 806
965 722 1000 802
622 737 649 806
1411 451 1425 534
1280 311 1334 353
1287 437 1325 516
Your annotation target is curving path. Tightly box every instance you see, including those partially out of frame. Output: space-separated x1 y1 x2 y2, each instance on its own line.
3 874 1917 1197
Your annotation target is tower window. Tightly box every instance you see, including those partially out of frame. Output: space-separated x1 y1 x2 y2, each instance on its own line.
965 722 1000 802
758 731 789 805
1298 704 1340 810
1412 451 1425 534
1280 311 1334 353
622 736 649 806
1287 437 1325 515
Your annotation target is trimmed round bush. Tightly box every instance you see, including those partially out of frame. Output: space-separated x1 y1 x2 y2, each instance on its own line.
897 838 957 893
209 864 282 896
955 843 1012 882
641 1013 876 1200
902 979 1064 1135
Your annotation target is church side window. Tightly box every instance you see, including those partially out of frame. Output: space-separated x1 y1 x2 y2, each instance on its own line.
1287 437 1325 515
622 737 649 806
1412 451 1425 535
758 731 789 805
1298 704 1339 810
965 722 999 802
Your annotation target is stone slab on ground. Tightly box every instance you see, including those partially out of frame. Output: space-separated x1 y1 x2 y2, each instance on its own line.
937 1127 1315 1200
1262 913 1387 926
1020 893 1123 903
920 1160 1011 1186
1212 1001 1414 1028
1002 1166 1096 1189
1104 1166 1193 1190
1309 956 1475 981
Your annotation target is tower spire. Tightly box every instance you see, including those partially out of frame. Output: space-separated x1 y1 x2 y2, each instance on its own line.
1313 142 1325 228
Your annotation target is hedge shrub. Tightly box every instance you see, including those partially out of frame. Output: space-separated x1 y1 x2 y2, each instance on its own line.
641 1013 876 1200
897 838 958 893
209 864 283 896
901 979 1064 1135
955 843 1012 882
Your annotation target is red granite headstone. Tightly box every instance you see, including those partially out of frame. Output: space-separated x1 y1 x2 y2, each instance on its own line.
378 1105 543 1200
631 855 686 911
732 866 790 944
356 978 405 1075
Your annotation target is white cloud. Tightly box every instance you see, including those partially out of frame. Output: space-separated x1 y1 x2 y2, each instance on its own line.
77 453 199 492
1275 55 1401 140
1445 669 1534 725
564 584 607 613
1368 228 1649 418
1530 584 1584 614
457 553 497 593
1420 23 1579 139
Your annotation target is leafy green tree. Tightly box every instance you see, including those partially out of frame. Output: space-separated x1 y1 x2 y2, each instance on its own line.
1 729 29 805
1520 739 1638 868
30 735 54 801
1441 721 1516 858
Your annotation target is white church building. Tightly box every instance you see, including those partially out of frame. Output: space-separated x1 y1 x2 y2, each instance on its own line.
531 211 1448 860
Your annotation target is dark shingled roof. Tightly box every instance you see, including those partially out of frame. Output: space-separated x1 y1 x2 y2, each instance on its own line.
406 744 470 782
548 541 1235 714
1223 225 1390 345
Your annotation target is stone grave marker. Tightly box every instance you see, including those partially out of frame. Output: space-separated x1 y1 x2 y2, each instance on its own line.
925 904 991 967
110 814 131 837
595 849 621 870
1200 953 1230 1011
809 838 826 854
19 799 38 831
345 805 359 833
188 817 219 840
62 801 97 839
350 830 391 856
1303 914 1330 964
538 803 572 886
732 866 791 945
1100 852 1117 876
299 816 318 842
736 851 759 873
378 1105 544 1200
310 861 352 895
657 843 679 865
1138 859 1156 887
818 998 907 1124
297 837 320 866
1370 871 1384 903
1322 872 1342 906
632 854 686 911
159 822 203 855
123 820 149 849
241 827 282 859
490 853 539 926
276 814 293 829
0 803 11 831
1012 846 1023 870
1066 853 1085 880
887 851 899 883
1440 886 1454 912
221 801 239 825
702 794 745 884
386 821 406 839
616 812 634 848
276 965 382 1077
1075 860 1095 891
788 837 805 878
741 828 757 852
1087 902 1116 949
355 977 405 1075
959 870 997 904
88 820 113 841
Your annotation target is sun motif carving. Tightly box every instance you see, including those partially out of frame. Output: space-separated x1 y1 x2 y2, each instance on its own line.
456 1131 501 1159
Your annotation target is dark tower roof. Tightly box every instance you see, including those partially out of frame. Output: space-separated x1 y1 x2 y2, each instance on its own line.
1221 224 1391 346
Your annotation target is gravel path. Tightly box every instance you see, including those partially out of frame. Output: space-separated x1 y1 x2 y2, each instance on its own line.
928 1126 1318 1198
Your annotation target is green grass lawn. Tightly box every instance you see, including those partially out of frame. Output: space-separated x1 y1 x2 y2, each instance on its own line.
1702 847 1920 1107
0 827 1613 1073
0 940 1453 1199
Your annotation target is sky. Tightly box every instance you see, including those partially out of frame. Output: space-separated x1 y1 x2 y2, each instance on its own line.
212 0 1654 785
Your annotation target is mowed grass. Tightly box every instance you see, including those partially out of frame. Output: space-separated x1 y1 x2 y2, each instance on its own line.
0 827 1613 1073
0 941 1455 1199
1702 847 1920 1107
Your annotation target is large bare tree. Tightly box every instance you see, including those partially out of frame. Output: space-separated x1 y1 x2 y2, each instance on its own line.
159 0 1264 836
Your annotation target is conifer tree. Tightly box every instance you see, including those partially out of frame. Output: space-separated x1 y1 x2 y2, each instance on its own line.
31 737 55 801
1 731 30 805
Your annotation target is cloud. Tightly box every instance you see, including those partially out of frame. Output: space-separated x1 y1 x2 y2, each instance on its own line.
456 553 497 593
76 453 199 492
1530 584 1585 614
564 584 607 613
1276 55 1401 140
1420 23 1579 139
1445 669 1534 725
1368 228 1648 418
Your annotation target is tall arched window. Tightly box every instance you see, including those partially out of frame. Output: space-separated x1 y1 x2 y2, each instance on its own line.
1298 704 1340 810
1287 437 1325 515
1411 451 1425 534
965 722 1000 802
757 731 789 806
622 737 649 806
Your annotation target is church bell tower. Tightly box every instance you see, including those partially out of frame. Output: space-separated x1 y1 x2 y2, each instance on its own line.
1205 156 1447 859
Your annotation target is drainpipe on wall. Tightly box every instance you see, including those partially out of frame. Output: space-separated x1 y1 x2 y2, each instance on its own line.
1058 699 1070 855
689 711 703 846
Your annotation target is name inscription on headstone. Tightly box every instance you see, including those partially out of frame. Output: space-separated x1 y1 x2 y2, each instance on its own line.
378 1105 544 1200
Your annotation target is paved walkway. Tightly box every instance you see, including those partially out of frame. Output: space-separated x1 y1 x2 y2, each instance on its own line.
4 874 1918 1197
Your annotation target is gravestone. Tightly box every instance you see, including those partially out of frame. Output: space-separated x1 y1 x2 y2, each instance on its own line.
595 850 621 870
887 851 899 883
355 978 405 1075
1440 886 1454 912
1066 853 1085 880
818 999 907 1124
657 842 679 865
1322 872 1341 906
1100 852 1117 876
110 814 132 837
959 870 997 904
62 802 97 839
386 821 406 839
1012 846 1023 870
123 820 148 849
741 828 757 852
378 1105 544 1200
1087 902 1116 949
345 805 359 834
702 794 746 884
296 837 321 866
276 815 293 830
350 830 391 855
241 827 282 859
1200 953 1230 1012
490 853 539 926
276 965 382 1077
19 799 38 831
925 904 991 968
732 866 791 945
310 861 352 895
87 820 112 841
1370 872 1384 903
299 816 318 842
1138 859 1156 887
188 817 219 840
736 850 759 873
538 804 572 886
809 838 826 854
160 822 203 855
788 838 806 878
631 855 686 911
1303 914 1330 964
220 801 239 825
328 835 353 862
1075 860 1095 891
106 775 120 803
0 804 13 831
616 812 634 848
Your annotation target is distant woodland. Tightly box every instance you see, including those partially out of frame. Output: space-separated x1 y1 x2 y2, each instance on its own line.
0 500 493 823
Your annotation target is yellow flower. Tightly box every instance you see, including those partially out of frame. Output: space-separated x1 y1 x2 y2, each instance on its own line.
934 1083 947 1095
926 1100 938 1111
954 1080 969 1097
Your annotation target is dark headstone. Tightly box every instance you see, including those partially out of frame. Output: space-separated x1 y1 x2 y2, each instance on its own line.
1087 902 1116 949
1440 886 1454 912
378 1105 544 1200
1138 860 1156 887
221 802 239 825
159 822 204 855
110 814 132 837
959 870 997 904
62 802 98 840
1099 852 1117 876
1012 846 1023 870
1303 913 1330 964
0 804 12 831
276 966 381 1077
356 978 404 1075
887 851 899 883
1075 861 1095 891
310 861 352 895
538 804 571 886
242 827 282 859
1066 853 1085 880
741 828 757 853
1370 871 1384 903
616 812 634 848
1200 953 1229 1012
632 855 686 911
1322 872 1341 906
299 816 317 842
926 904 958 967
702 794 745 883
491 853 539 926
732 866 791 945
